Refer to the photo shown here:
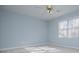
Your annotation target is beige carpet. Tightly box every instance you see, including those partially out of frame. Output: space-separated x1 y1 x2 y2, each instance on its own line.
0 45 79 53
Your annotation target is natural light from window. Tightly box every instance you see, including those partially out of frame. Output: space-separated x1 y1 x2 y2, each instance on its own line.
58 18 79 38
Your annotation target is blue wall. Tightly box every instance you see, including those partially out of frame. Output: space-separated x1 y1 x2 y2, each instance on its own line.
1 7 79 49
49 10 79 49
0 10 48 49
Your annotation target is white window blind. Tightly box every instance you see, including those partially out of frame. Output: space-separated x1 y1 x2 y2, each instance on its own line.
59 18 79 38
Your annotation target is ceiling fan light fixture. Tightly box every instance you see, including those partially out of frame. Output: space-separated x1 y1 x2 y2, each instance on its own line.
47 5 53 14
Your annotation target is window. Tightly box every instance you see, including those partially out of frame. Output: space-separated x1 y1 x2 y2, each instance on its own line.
59 18 79 38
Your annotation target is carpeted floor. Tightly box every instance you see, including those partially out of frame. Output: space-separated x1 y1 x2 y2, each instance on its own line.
0 45 79 53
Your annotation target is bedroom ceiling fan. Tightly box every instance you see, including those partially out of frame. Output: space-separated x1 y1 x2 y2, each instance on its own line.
35 5 60 15
46 5 53 14
46 5 60 15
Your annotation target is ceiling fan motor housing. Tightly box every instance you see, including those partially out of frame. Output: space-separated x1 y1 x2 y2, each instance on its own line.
47 5 53 13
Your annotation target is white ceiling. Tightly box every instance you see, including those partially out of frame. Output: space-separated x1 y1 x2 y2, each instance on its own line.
3 5 79 20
